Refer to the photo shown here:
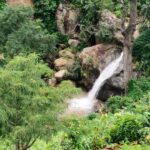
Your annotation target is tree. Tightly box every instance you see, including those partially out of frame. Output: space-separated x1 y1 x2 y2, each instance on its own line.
0 54 80 150
0 6 57 58
121 0 137 88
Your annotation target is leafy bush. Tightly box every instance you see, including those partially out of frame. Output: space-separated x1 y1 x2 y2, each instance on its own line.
133 29 150 72
120 144 150 150
98 22 113 43
67 58 83 81
128 77 150 100
110 114 144 143
0 6 57 58
106 96 134 113
33 0 59 33
0 0 5 10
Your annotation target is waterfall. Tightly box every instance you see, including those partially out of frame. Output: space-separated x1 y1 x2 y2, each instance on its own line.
68 52 123 114
88 52 123 100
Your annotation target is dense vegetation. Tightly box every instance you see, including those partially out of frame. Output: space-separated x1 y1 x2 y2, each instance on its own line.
0 0 150 150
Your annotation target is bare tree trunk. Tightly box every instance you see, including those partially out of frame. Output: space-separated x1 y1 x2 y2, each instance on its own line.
123 0 137 89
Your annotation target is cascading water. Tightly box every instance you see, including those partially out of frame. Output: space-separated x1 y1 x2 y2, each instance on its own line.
68 52 123 114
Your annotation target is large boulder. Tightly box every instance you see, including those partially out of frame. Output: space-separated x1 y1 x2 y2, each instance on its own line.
101 9 121 28
96 10 123 44
79 44 121 71
56 3 80 36
79 44 124 100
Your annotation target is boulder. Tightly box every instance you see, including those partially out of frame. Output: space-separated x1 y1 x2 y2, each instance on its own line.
55 70 67 81
56 3 80 36
96 10 122 44
68 39 80 47
79 44 121 71
0 53 4 60
48 78 57 87
101 9 121 29
7 0 32 5
54 58 74 70
59 49 75 59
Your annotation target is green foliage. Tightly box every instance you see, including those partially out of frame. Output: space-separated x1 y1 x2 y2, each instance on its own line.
133 29 150 73
110 114 143 143
106 96 134 113
67 58 83 81
0 6 57 58
0 54 80 150
98 22 113 43
120 144 150 150
0 0 5 10
138 0 150 20
48 115 116 150
128 77 150 99
33 0 59 33
54 32 69 45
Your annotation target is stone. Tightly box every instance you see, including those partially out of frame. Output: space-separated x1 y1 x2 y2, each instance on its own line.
68 39 80 47
59 49 75 59
114 31 124 44
79 44 120 70
7 0 32 5
48 78 57 87
56 3 80 36
0 53 4 60
101 9 121 29
54 58 74 70
55 70 67 80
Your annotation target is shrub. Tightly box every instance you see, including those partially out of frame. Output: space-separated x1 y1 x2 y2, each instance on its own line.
0 6 57 58
106 96 134 113
67 58 83 81
128 77 150 100
110 114 143 143
0 0 5 10
133 29 150 72
98 22 114 43
120 144 150 150
33 0 59 33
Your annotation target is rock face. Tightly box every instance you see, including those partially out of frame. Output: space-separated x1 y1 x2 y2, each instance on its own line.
7 0 32 5
79 44 124 100
56 3 80 36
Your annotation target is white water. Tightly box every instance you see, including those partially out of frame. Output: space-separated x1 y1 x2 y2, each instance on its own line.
68 52 123 114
